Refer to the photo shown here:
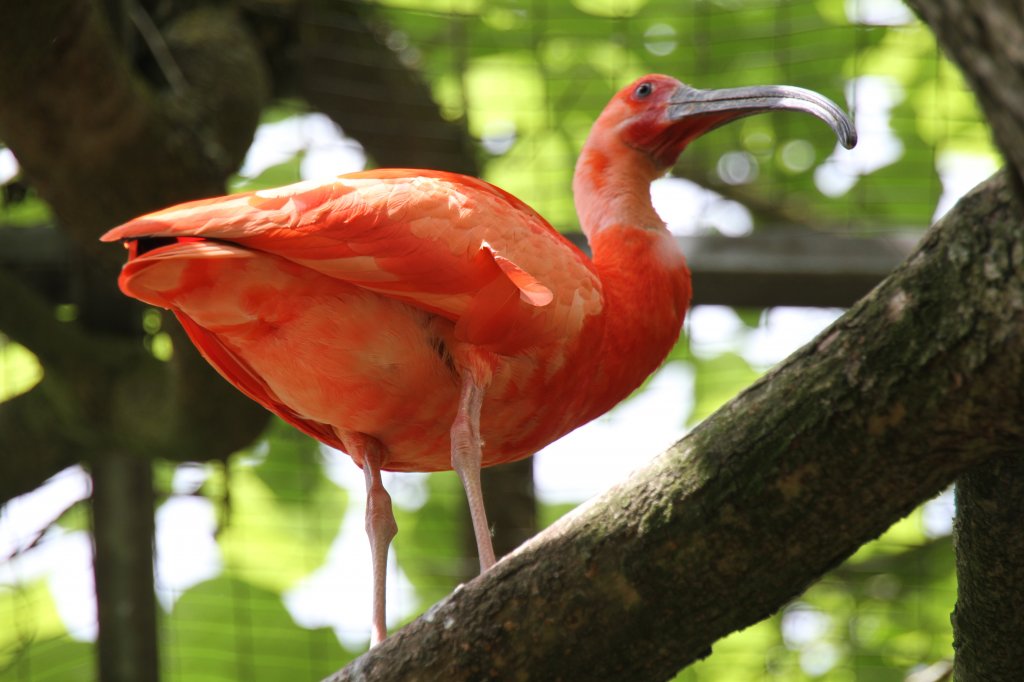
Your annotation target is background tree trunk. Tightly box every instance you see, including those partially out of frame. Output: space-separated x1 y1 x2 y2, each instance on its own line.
952 454 1024 682
91 454 159 682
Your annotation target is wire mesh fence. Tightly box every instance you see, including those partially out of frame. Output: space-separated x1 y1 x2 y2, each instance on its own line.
0 0 994 679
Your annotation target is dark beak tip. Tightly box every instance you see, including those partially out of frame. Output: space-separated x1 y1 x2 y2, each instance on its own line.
843 129 858 150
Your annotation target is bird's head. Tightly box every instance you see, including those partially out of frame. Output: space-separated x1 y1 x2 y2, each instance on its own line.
595 73 857 172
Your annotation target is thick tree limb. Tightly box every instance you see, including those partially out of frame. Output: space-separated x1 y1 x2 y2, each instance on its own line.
326 170 1024 681
294 0 479 175
239 0 480 175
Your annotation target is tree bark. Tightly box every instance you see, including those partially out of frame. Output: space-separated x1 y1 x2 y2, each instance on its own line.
952 454 1024 682
900 2 1024 678
324 170 1024 681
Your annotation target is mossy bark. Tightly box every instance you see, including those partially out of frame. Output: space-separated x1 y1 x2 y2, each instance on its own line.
901 2 1024 678
325 171 1024 682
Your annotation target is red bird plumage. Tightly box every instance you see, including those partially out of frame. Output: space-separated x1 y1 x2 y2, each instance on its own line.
103 74 855 644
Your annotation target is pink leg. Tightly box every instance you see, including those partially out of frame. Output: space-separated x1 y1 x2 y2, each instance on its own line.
451 369 497 572
356 436 397 646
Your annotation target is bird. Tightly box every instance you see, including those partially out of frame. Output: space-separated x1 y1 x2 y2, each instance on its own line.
102 74 855 645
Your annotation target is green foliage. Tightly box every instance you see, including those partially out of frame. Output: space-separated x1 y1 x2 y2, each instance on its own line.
0 192 52 227
392 472 470 613
217 422 347 594
0 581 72 676
689 351 762 425
0 338 42 402
163 577 353 682
229 154 305 195
0 633 94 682
369 0 994 233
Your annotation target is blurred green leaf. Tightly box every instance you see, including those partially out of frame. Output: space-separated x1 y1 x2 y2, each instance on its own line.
252 420 331 509
0 634 94 682
393 471 467 611
689 351 761 426
0 194 53 226
0 340 42 402
218 425 347 593
164 576 352 682
229 155 303 194
0 581 70 674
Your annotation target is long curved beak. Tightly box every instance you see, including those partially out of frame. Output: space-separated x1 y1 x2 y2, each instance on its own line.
668 84 857 149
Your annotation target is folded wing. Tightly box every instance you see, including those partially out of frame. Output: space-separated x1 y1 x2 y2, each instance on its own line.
103 169 602 354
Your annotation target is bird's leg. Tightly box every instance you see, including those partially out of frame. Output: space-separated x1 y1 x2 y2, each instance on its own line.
356 436 396 646
451 368 497 572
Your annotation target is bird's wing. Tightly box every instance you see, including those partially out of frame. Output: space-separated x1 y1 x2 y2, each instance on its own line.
103 169 603 353
174 311 345 450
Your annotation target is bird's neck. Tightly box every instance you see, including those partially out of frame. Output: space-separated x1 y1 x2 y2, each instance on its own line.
573 131 665 239
572 138 692 418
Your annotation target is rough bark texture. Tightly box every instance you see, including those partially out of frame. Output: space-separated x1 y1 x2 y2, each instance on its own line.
952 454 1024 682
902 2 1024 677
325 171 1024 681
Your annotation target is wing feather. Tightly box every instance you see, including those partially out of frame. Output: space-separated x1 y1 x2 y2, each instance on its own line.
174 311 344 449
103 169 603 353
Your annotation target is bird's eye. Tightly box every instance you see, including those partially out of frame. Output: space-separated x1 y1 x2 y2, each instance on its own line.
634 82 654 99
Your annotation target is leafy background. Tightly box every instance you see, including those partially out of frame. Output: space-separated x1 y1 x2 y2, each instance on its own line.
0 0 997 679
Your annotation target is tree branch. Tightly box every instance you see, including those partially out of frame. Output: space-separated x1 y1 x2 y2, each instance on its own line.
0 0 269 247
325 170 1024 681
294 0 479 175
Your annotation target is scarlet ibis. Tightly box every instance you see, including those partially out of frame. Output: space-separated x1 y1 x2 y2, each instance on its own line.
103 74 855 644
